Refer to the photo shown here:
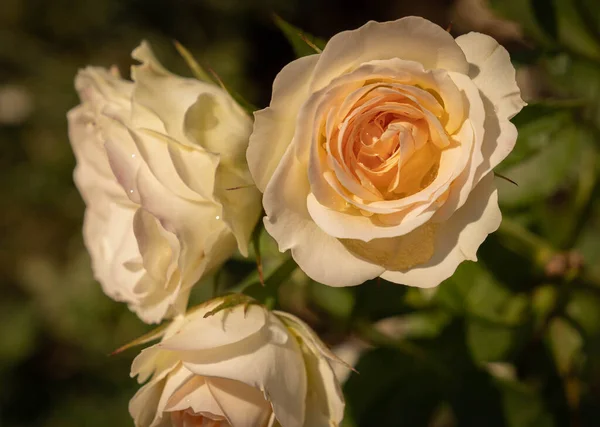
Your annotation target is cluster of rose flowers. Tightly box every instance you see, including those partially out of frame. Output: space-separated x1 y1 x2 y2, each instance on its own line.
67 16 524 427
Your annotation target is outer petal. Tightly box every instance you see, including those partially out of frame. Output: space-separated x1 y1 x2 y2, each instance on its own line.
381 173 501 287
129 374 170 427
132 208 173 287
456 32 525 121
158 300 268 352
276 312 345 427
309 17 469 93
68 105 128 197
455 32 525 168
133 160 234 286
178 307 307 427
130 41 223 143
263 145 384 287
207 377 273 427
247 54 320 192
74 66 132 107
99 203 144 302
431 71 486 222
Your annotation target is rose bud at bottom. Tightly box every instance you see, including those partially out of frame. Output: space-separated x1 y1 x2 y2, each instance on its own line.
129 298 345 427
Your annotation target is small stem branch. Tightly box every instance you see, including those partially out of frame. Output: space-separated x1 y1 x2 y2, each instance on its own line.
497 218 600 289
264 256 298 291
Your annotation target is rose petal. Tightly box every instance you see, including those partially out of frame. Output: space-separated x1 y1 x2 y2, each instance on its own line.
131 41 224 144
263 145 384 286
456 32 525 169
310 17 468 93
206 377 272 427
129 373 169 427
306 192 436 240
381 173 501 287
132 209 174 285
247 54 320 192
275 312 345 427
158 303 268 352
163 369 225 419
179 311 307 427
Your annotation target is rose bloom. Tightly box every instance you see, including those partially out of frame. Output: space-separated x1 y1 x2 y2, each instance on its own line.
68 42 261 323
129 299 344 427
248 17 525 287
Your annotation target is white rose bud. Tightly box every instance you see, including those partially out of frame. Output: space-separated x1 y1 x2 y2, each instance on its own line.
128 299 345 427
247 17 526 288
67 42 261 323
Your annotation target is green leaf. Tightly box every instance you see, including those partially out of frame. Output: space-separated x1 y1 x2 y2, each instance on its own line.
547 317 583 376
436 263 529 363
579 0 600 35
110 321 169 355
352 278 408 320
309 281 355 320
394 310 452 339
543 54 600 128
437 262 528 325
532 285 558 330
174 41 217 84
173 40 256 113
242 256 298 306
565 290 600 338
495 379 556 427
273 14 326 58
489 0 556 47
497 121 582 209
344 348 443 426
0 300 37 367
554 0 600 61
574 197 600 283
467 322 516 363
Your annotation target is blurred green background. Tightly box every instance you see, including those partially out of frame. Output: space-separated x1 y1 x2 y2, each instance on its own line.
1 0 600 426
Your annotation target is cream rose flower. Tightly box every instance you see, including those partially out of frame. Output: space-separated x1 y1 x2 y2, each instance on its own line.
129 299 345 427
247 17 525 287
68 42 261 323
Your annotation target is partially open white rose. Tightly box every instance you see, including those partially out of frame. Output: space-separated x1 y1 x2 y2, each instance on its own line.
248 17 525 288
129 299 345 427
68 42 261 323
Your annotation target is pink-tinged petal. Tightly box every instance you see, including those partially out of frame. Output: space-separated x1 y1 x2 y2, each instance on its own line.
74 66 132 107
381 173 501 287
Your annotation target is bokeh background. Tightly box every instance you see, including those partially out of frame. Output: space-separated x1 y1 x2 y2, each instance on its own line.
1 0 600 426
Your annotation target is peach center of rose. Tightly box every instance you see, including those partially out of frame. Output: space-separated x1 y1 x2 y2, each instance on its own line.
170 411 229 427
323 81 448 211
